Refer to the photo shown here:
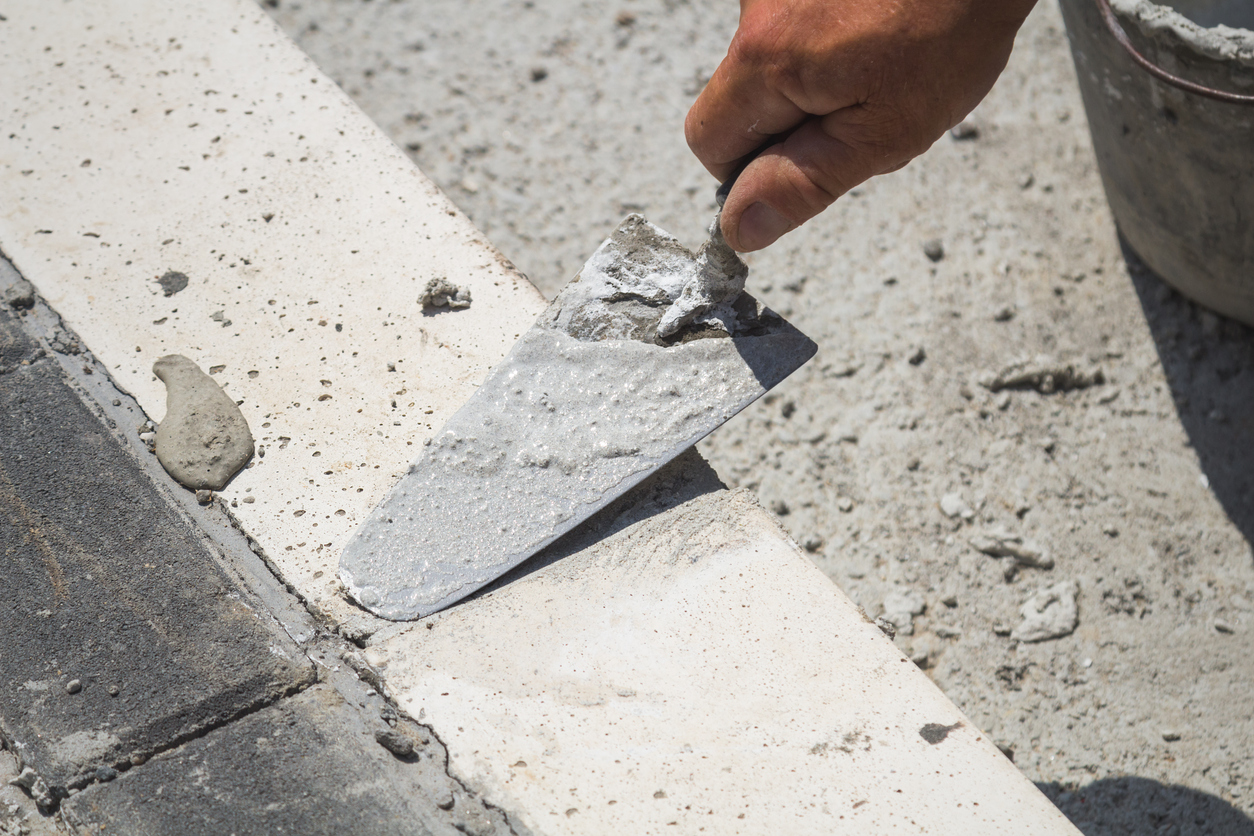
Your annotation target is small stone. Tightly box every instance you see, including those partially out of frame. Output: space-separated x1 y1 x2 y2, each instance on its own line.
1011 580 1079 642
529 66 548 82
1161 728 1182 742
108 685 120 697
950 120 979 140
873 616 897 640
95 766 118 782
993 305 1016 322
242 495 256 504
923 239 945 262
934 624 962 639
996 392 1012 411
939 492 973 520
908 346 927 366
941 594 958 608
1214 619 1235 634
196 489 213 504
1102 524 1119 537
66 679 82 694
153 355 255 491
837 496 854 513
770 499 790 516
800 534 823 553
4 278 36 309
374 728 415 758
993 623 1013 636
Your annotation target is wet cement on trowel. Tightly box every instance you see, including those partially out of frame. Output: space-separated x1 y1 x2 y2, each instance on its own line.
340 214 816 621
153 354 254 491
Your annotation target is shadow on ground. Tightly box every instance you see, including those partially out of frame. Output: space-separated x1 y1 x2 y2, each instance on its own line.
1038 776 1254 835
1124 240 1254 551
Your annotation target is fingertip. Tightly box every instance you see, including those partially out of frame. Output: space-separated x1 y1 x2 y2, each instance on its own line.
727 202 794 252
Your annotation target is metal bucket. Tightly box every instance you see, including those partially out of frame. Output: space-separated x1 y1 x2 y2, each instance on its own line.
1058 0 1254 324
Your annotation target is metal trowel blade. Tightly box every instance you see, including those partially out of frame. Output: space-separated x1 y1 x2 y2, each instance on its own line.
339 215 816 621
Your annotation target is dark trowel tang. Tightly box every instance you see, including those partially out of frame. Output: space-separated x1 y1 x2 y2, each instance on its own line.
339 214 816 620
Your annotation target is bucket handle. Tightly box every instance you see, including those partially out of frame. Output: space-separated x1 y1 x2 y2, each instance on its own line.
1096 0 1254 105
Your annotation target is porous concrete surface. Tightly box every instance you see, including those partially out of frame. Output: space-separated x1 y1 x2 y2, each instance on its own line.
268 0 1254 830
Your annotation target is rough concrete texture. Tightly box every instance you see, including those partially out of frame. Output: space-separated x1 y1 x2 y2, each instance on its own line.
341 214 813 620
1064 0 1254 326
62 683 518 836
268 0 1254 829
0 306 313 801
153 354 255 491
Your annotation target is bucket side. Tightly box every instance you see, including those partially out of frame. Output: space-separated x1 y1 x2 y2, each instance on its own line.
1058 0 1254 324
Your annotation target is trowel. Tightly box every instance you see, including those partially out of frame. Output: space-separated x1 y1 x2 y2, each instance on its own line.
340 188 816 621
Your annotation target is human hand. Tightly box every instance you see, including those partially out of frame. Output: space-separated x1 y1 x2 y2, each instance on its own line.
686 0 1039 251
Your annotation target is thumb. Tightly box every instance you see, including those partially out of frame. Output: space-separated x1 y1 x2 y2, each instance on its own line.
720 109 910 252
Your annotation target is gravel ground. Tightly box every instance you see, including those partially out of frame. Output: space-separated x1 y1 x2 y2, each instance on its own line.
266 1 1254 832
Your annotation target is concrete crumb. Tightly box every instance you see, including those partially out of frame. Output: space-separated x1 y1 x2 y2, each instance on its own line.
420 277 471 309
969 530 1054 569
153 354 254 491
979 357 1104 394
1012 580 1079 643
3 279 35 310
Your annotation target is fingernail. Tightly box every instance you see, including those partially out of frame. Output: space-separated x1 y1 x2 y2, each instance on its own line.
736 203 792 251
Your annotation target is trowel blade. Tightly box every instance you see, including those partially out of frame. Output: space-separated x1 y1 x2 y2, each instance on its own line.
339 215 817 621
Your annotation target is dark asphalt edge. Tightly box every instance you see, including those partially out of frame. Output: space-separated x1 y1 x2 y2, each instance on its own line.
0 255 530 836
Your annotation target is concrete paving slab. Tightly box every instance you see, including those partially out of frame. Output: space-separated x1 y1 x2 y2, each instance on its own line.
61 683 516 836
368 484 1081 836
0 305 313 801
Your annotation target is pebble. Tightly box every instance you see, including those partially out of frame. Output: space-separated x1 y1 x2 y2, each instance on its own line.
837 496 854 513
65 679 82 694
374 728 416 758
873 616 897 640
969 530 1053 569
1161 728 1182 742
941 594 958 608
95 766 118 782
993 305 1016 322
922 239 945 262
1214 619 1235 634
950 120 980 140
800 534 823 553
4 278 36 309
934 624 962 639
196 489 213 504
108 685 120 697
939 492 974 520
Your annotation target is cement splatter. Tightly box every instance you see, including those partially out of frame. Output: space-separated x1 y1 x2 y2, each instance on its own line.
420 277 471 309
153 355 254 491
919 722 962 744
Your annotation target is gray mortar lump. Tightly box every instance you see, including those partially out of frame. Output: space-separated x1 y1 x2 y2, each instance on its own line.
419 276 472 309
340 214 815 620
153 354 254 491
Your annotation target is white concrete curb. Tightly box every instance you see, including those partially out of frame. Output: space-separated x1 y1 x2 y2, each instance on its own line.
0 2 1080 833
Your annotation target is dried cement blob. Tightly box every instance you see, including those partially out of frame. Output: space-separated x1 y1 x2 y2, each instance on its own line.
420 277 472 309
153 354 254 491
656 216 748 339
340 214 816 620
1111 0 1254 63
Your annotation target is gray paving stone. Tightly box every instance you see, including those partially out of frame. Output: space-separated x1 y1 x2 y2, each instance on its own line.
62 684 515 836
0 306 314 802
